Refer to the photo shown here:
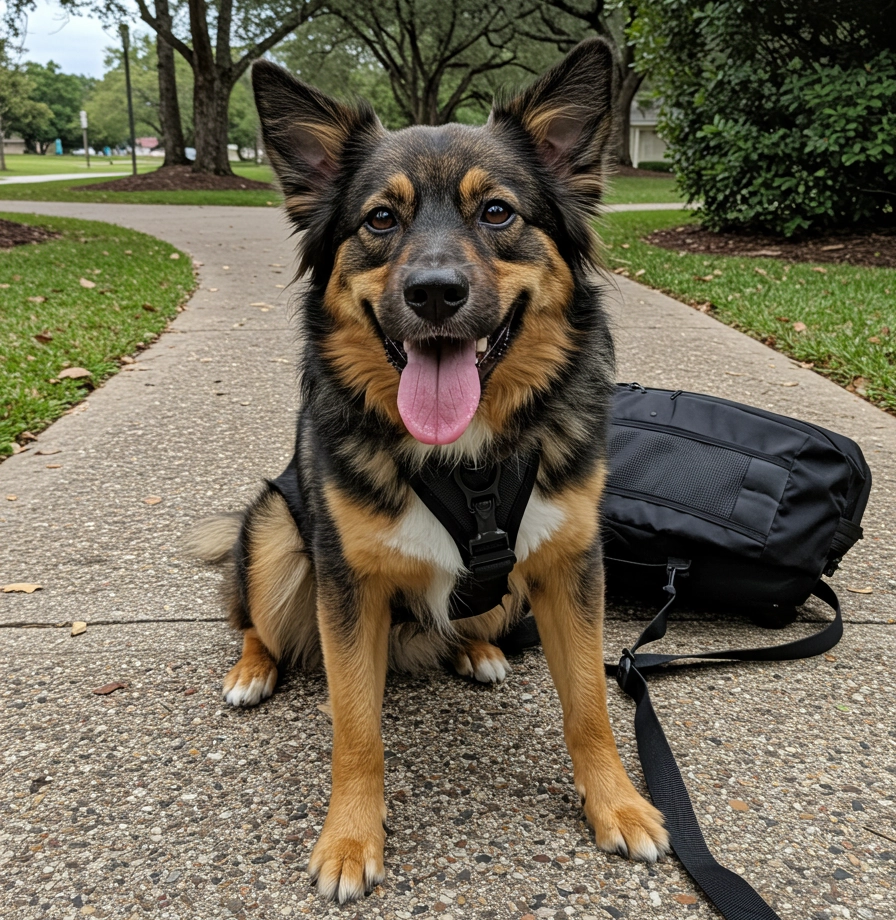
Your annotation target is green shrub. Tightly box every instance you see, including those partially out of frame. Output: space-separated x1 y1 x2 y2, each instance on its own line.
636 160 673 173
633 0 896 236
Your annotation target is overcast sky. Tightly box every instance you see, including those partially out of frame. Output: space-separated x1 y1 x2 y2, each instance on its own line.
8 1 148 78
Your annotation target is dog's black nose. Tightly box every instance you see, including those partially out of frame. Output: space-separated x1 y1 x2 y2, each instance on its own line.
403 269 469 325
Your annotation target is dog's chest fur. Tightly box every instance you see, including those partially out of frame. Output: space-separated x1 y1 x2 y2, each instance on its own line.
381 485 565 625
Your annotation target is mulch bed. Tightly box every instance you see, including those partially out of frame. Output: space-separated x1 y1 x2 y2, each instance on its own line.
0 218 59 249
614 165 674 179
76 164 272 192
645 224 896 269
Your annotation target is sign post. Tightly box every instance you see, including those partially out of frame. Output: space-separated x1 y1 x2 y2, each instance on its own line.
80 110 90 168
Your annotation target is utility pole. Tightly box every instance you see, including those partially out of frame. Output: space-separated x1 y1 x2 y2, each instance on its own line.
80 110 90 168
119 23 138 177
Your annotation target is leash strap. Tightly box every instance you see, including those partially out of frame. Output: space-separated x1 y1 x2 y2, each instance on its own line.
612 567 843 920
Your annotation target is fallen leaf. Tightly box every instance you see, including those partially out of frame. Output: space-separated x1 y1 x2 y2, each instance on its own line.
725 371 744 376
34 331 53 343
142 303 157 312
751 249 782 256
5 494 17 501
45 464 62 469
3 583 42 593
143 496 162 505
208 287 219 292
169 252 180 260
846 586 873 594
868 336 880 344
799 361 815 369
729 799 749 811
793 322 807 333
92 682 128 695
71 621 87 636
696 274 715 282
57 367 92 380
824 654 837 662
821 243 845 251
35 449 60 456
674 895 697 905
79 277 96 288
11 443 27 454
811 266 827 274
20 431 37 442
754 268 768 276
781 381 799 387
634 269 646 277
28 296 47 303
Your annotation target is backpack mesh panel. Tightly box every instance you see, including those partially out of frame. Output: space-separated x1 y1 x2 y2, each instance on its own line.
609 428 751 520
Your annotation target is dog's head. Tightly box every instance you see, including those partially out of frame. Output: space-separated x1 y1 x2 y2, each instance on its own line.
253 41 613 450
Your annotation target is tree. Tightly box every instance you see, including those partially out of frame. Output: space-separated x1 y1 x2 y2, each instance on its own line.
317 0 552 126
634 0 896 235
154 0 188 166
0 40 54 167
9 60 91 153
4 0 326 175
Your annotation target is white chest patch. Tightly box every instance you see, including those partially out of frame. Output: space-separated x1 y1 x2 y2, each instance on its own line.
515 488 566 562
384 492 465 575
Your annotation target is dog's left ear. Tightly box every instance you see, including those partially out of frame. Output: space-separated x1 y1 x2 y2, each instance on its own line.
490 38 614 211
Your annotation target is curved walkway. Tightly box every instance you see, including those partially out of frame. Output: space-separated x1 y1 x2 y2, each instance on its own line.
1 201 894 920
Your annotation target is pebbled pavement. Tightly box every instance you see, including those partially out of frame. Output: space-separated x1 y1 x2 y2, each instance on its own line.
1 202 894 920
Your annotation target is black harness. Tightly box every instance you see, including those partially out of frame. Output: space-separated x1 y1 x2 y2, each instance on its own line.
270 451 539 622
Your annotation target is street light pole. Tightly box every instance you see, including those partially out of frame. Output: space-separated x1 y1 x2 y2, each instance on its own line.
80 110 90 168
119 23 138 177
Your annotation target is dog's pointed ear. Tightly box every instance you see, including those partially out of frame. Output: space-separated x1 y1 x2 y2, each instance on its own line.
489 38 614 210
252 60 382 227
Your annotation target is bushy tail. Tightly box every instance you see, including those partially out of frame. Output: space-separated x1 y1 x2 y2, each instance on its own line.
183 512 243 564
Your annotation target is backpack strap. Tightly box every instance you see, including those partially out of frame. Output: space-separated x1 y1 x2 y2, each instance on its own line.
611 567 843 920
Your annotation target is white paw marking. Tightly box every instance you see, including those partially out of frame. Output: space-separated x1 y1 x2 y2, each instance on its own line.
515 488 565 562
223 671 276 707
472 651 509 684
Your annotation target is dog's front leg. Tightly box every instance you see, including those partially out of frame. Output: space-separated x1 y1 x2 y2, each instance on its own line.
528 552 670 862
308 580 391 902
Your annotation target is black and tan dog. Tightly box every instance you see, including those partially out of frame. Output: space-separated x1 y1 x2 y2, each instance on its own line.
189 38 668 903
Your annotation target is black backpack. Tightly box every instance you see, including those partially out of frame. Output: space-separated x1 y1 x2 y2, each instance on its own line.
603 384 872 920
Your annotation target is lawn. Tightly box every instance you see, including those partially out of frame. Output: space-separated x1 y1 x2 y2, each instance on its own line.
0 153 160 176
599 209 896 412
0 212 195 457
603 175 683 205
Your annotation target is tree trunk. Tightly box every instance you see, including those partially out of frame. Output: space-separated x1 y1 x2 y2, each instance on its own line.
192 67 234 175
0 114 6 171
155 0 189 167
613 66 642 167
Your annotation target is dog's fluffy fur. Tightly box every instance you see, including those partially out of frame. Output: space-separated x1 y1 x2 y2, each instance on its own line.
189 39 669 903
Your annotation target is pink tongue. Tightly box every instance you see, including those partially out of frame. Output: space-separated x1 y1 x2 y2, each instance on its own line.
397 339 481 444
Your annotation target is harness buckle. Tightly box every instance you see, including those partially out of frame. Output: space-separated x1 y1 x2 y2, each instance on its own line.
454 467 517 578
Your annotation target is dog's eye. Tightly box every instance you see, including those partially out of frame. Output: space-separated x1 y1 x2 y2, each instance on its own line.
365 207 398 232
480 200 515 226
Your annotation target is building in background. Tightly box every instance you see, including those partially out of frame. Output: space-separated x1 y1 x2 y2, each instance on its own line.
629 98 669 169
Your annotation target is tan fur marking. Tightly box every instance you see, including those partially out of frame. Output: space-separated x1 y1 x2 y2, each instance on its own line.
324 483 433 595
521 461 669 861
310 581 391 901
362 173 415 216
243 490 318 665
479 233 576 431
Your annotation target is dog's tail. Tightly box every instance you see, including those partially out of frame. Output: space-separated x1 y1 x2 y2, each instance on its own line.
183 512 243 564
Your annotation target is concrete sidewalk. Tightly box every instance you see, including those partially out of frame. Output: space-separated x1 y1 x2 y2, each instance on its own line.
1 202 894 920
0 173 123 185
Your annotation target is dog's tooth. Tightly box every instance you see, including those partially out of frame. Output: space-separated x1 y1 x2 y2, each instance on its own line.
476 337 488 353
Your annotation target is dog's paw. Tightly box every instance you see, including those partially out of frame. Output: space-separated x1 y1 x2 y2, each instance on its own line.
453 640 510 684
308 829 385 903
222 657 277 707
580 779 670 863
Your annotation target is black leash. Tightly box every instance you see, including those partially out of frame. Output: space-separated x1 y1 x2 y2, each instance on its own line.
611 562 843 920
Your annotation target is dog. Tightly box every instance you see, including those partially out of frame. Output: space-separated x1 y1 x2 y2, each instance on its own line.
187 38 669 903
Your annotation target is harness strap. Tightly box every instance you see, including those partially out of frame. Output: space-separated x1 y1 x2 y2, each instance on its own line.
408 453 540 619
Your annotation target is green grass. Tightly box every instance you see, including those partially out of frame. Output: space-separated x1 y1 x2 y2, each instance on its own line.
0 153 160 176
0 212 195 456
599 209 896 412
0 160 278 207
604 175 684 205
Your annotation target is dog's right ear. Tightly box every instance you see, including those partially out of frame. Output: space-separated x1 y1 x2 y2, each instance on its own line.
252 61 382 230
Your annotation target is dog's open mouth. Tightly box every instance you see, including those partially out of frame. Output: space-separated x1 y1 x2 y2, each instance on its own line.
377 312 516 445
